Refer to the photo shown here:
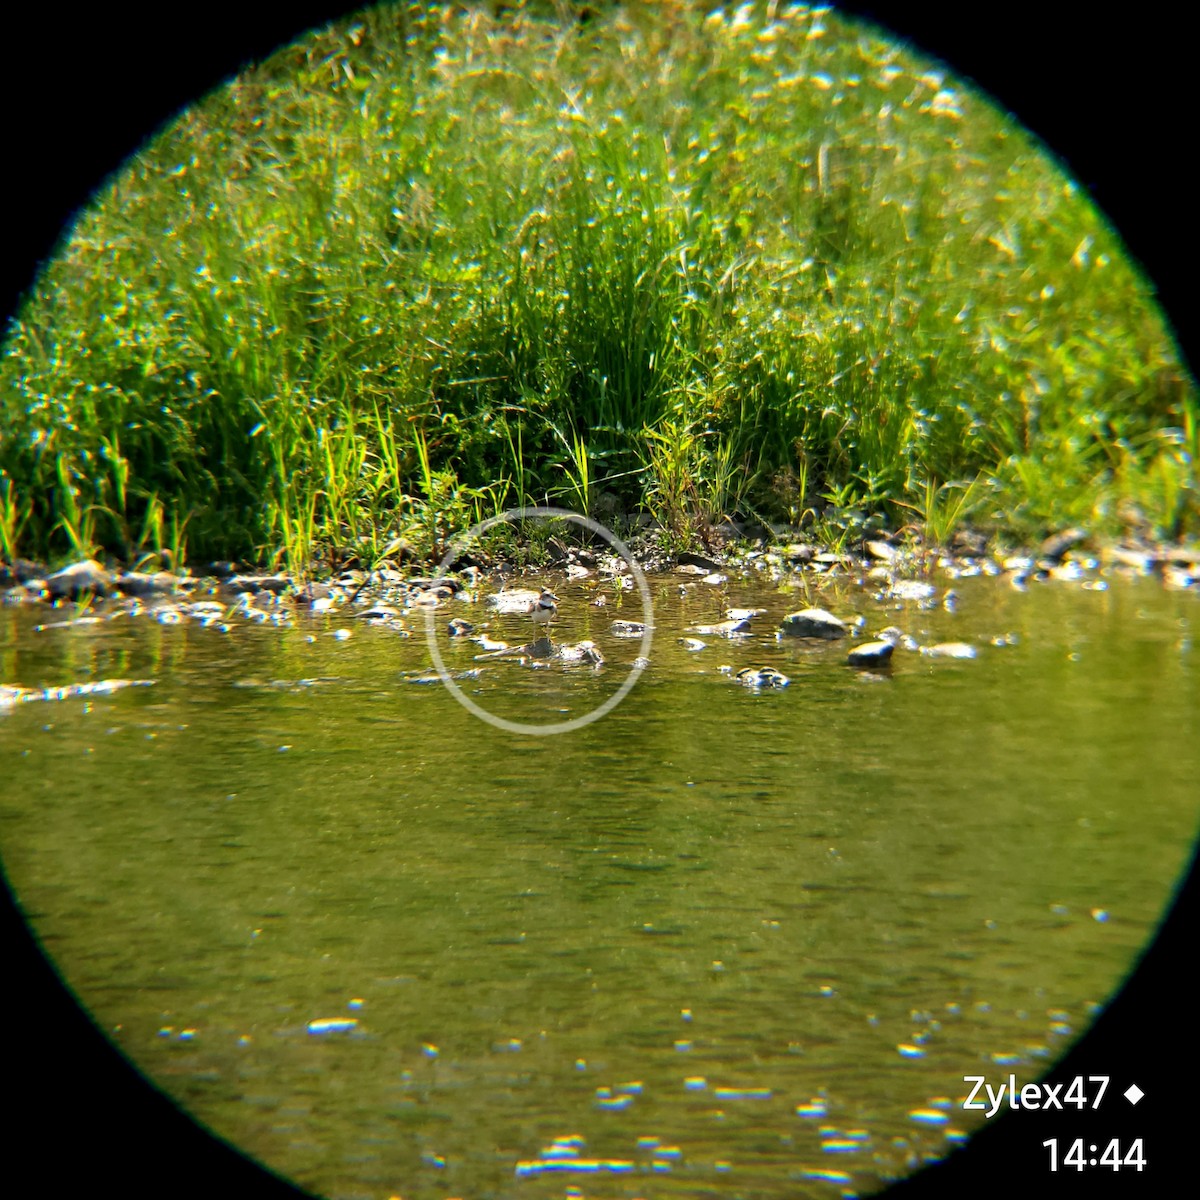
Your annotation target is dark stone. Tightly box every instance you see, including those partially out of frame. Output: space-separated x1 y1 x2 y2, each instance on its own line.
848 640 895 668
116 571 180 598
779 608 847 639
0 558 48 585
229 573 290 594
677 551 725 572
1040 527 1088 564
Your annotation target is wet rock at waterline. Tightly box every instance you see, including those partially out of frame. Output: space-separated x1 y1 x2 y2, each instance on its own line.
778 608 847 639
848 640 896 668
43 559 112 600
1040 527 1089 565
676 551 726 573
228 572 290 595
113 570 186 598
555 640 605 665
734 667 790 690
0 558 48 586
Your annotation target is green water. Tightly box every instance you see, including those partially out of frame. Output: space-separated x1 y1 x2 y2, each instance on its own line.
1 570 1196 1199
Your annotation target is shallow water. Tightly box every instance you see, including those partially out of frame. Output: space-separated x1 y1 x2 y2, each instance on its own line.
1 566 1197 1199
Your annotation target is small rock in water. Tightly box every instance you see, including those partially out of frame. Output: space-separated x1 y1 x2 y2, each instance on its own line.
848 641 895 668
889 579 936 601
691 618 751 638
725 607 766 622
920 642 977 660
447 617 475 637
610 620 646 637
701 572 728 585
779 608 847 639
734 667 789 689
357 604 403 622
558 640 604 664
679 637 707 652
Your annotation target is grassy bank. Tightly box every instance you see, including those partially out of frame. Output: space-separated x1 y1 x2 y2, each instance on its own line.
1 1 1195 572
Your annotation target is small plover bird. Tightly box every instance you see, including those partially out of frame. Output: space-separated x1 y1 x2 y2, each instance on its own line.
529 588 559 630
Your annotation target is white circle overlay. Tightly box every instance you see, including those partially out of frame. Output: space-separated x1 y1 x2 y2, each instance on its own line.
425 507 654 736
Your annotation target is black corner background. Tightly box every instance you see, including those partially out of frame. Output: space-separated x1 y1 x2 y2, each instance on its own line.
2 4 1196 1199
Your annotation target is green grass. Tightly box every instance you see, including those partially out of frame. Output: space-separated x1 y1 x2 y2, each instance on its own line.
1 0 1195 569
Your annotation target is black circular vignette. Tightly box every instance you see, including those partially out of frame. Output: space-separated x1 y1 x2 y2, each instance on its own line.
2 5 1195 1199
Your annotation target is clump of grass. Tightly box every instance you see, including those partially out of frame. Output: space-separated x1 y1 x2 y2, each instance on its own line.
1 1 1194 569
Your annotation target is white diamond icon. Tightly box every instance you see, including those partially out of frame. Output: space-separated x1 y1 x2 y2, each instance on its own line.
1124 1084 1144 1105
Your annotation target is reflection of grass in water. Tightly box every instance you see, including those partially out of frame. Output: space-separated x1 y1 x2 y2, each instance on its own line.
1 2 1194 568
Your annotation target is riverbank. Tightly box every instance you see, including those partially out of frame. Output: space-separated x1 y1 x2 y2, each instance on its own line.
4 518 1198 616
1 2 1195 574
